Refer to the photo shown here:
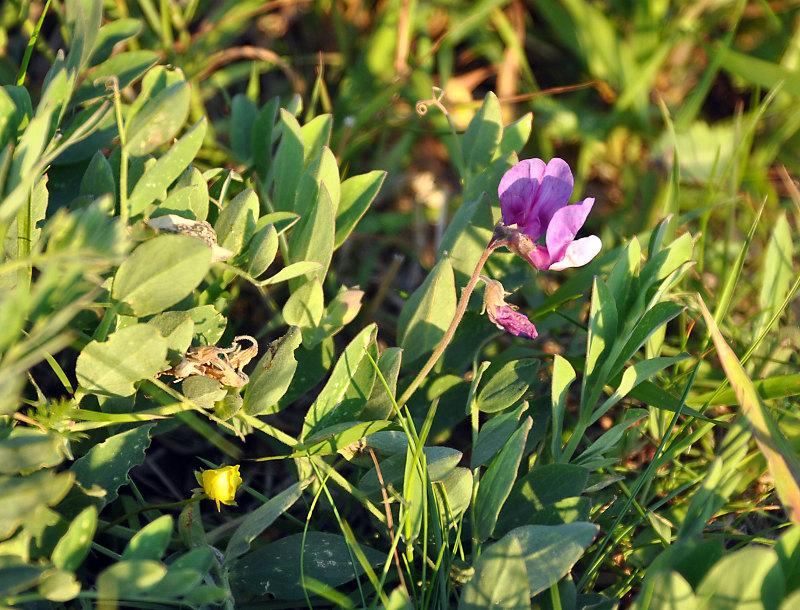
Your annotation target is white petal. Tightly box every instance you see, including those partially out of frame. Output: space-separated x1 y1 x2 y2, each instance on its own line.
549 235 602 271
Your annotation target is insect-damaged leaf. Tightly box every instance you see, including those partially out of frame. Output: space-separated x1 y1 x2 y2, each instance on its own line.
230 532 384 600
243 327 303 415
224 479 311 563
70 424 155 510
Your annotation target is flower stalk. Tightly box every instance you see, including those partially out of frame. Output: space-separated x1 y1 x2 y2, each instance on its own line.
397 157 601 408
396 243 497 408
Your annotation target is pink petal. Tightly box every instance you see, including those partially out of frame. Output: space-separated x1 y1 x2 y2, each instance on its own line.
498 158 546 228
544 197 595 265
521 158 574 240
525 245 552 271
549 235 602 270
488 304 538 340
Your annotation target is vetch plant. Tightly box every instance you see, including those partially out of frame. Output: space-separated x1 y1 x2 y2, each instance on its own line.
4 3 799 608
398 155 601 407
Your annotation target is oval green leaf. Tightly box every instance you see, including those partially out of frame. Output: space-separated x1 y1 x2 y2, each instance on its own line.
215 187 259 254
112 234 211 317
507 522 599 596
474 417 532 542
477 359 539 413
301 324 377 439
52 505 98 571
76 325 168 397
122 515 173 561
128 117 207 215
459 533 530 610
125 80 191 157
397 256 456 365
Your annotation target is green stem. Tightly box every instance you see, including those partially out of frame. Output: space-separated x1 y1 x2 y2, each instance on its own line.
469 360 490 562
416 88 466 183
549 579 563 610
364 349 420 451
397 243 495 408
15 179 34 293
111 78 129 222
159 0 174 50
241 413 297 448
99 496 200 534
561 414 588 464
15 0 52 86
92 304 119 343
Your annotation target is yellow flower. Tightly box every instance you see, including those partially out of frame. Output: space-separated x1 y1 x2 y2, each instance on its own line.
198 465 242 511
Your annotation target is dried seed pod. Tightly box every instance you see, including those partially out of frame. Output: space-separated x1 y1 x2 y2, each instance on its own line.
162 336 258 389
147 214 234 262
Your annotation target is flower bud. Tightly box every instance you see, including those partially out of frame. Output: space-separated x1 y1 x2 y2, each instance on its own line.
197 465 242 511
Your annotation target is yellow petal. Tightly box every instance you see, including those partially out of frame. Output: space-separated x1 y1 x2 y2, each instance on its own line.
200 465 242 509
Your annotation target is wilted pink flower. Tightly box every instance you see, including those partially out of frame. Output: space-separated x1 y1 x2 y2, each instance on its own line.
497 158 601 271
480 276 537 340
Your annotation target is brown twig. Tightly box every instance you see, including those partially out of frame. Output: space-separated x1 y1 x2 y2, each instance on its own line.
369 447 408 592
193 46 302 92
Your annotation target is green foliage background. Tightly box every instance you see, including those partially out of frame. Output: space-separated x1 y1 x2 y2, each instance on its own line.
2 0 800 608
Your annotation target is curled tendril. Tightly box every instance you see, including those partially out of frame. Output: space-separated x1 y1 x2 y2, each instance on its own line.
103 74 120 93
412 85 465 183
415 86 446 117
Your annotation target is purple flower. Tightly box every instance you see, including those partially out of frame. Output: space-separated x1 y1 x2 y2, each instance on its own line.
480 276 538 340
497 158 601 271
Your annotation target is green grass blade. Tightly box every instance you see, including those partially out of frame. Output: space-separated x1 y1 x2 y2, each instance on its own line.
16 0 53 86
699 296 800 523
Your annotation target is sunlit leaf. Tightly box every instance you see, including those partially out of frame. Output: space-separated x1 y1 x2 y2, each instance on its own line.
397 256 456 364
